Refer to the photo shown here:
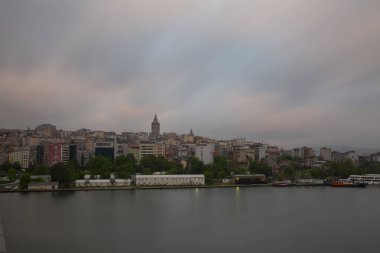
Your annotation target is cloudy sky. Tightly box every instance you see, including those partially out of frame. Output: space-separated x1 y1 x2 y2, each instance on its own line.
1 0 380 148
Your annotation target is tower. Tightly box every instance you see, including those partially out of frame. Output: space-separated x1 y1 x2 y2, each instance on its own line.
150 114 160 140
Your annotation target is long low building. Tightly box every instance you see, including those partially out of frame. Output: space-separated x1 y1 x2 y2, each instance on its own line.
75 179 131 187
28 182 59 190
132 175 205 186
232 174 267 185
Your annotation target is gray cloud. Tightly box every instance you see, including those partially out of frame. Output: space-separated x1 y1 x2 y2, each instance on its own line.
1 0 380 148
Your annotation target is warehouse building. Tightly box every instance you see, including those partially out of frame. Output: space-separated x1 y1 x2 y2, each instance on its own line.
132 174 205 186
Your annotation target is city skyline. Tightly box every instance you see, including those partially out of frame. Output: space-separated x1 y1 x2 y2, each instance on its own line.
1 1 380 148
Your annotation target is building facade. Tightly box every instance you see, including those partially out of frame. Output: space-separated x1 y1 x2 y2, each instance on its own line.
132 174 205 186
195 143 214 165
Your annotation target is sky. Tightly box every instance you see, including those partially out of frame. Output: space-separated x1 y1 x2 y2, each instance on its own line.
1 0 380 148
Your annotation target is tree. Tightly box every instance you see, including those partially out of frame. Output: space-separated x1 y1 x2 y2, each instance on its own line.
8 168 17 182
249 160 273 177
279 162 298 180
211 156 229 180
87 156 112 179
204 170 213 184
1 162 21 172
114 155 136 179
32 165 49 175
50 163 75 187
186 157 205 174
19 173 31 189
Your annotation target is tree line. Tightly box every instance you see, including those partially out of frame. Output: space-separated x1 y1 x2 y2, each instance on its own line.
3 154 380 189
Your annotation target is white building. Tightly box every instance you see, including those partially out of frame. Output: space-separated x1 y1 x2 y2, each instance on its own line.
75 179 131 187
28 182 59 190
195 144 214 165
8 147 30 168
61 144 69 163
132 175 205 186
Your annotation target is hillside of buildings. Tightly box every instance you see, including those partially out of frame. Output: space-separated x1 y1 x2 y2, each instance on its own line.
1 117 380 189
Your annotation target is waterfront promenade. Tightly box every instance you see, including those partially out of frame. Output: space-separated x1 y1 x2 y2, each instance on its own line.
0 184 270 193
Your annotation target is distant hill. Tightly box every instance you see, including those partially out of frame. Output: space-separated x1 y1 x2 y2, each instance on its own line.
314 145 380 155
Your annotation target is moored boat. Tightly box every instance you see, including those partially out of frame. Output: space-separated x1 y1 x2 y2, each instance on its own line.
330 179 352 187
272 180 293 187
329 179 367 187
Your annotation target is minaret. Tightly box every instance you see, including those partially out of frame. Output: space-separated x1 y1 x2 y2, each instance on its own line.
151 114 160 140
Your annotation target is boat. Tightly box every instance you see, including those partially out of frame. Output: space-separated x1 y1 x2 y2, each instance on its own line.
329 179 367 188
348 174 380 185
272 180 293 187
330 179 352 187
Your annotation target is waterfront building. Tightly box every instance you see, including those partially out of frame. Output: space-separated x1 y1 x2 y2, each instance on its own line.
28 182 59 190
75 179 131 187
232 174 267 185
132 174 205 186
195 143 214 165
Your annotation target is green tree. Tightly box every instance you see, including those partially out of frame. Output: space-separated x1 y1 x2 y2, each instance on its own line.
1 162 21 172
50 163 75 187
211 156 229 180
204 170 213 184
87 156 112 179
32 165 49 175
8 168 17 182
19 173 31 189
114 155 136 179
249 160 273 177
186 157 205 174
280 161 298 180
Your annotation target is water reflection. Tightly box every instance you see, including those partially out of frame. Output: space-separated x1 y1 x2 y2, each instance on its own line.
235 187 240 215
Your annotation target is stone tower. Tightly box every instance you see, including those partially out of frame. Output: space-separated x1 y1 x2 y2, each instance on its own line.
150 114 160 140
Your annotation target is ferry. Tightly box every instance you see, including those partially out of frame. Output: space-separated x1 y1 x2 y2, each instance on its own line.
348 174 380 185
329 179 366 188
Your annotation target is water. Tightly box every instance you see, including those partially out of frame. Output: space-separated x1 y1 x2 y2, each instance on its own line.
0 187 379 253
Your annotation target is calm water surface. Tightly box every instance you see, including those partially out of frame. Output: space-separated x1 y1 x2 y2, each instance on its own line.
0 187 379 253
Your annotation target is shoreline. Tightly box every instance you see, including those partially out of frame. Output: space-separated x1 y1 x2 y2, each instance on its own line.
0 183 336 193
1 184 268 193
